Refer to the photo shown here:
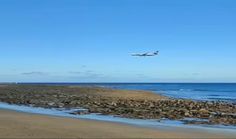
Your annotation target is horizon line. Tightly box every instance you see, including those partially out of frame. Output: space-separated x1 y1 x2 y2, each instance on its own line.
1 82 236 84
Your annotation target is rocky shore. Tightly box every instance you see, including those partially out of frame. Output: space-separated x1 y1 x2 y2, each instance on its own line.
0 85 236 126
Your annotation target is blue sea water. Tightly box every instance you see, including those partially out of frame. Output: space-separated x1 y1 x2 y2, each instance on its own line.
98 83 236 103
21 83 236 102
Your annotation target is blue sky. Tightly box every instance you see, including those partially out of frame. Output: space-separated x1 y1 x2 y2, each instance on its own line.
0 0 235 82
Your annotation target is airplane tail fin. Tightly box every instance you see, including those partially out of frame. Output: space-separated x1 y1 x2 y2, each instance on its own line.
154 51 159 55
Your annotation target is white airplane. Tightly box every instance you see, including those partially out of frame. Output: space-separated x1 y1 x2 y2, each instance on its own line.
131 51 159 57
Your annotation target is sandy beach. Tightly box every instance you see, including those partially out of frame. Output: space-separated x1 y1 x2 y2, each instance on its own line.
0 109 234 138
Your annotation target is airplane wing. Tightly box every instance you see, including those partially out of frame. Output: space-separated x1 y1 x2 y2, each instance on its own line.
142 53 149 56
131 54 141 56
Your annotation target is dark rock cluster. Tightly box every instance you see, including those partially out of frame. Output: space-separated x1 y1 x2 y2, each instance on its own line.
0 85 235 125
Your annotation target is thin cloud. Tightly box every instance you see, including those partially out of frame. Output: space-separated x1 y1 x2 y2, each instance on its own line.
192 73 200 76
69 71 81 74
69 70 105 78
22 72 47 76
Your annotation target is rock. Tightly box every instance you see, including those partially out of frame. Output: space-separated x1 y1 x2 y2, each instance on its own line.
69 100 78 105
110 101 117 106
184 112 190 117
148 102 155 108
58 103 64 108
199 108 209 114
47 102 55 106
70 109 89 115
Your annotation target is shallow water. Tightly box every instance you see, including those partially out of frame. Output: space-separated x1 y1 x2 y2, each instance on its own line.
0 102 235 134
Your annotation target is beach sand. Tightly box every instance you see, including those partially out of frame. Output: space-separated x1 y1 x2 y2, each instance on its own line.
0 109 234 138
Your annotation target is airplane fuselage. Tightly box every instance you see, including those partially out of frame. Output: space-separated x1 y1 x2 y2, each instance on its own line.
131 51 159 57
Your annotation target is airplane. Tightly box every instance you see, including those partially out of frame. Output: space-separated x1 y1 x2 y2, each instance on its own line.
131 51 159 57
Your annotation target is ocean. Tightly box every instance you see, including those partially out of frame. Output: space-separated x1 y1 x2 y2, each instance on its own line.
21 83 236 103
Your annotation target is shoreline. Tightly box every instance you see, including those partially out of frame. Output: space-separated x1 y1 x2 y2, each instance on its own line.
0 85 236 125
0 84 235 138
0 108 235 138
0 101 236 131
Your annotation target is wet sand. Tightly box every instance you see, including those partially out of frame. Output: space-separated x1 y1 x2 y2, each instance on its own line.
0 109 234 138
